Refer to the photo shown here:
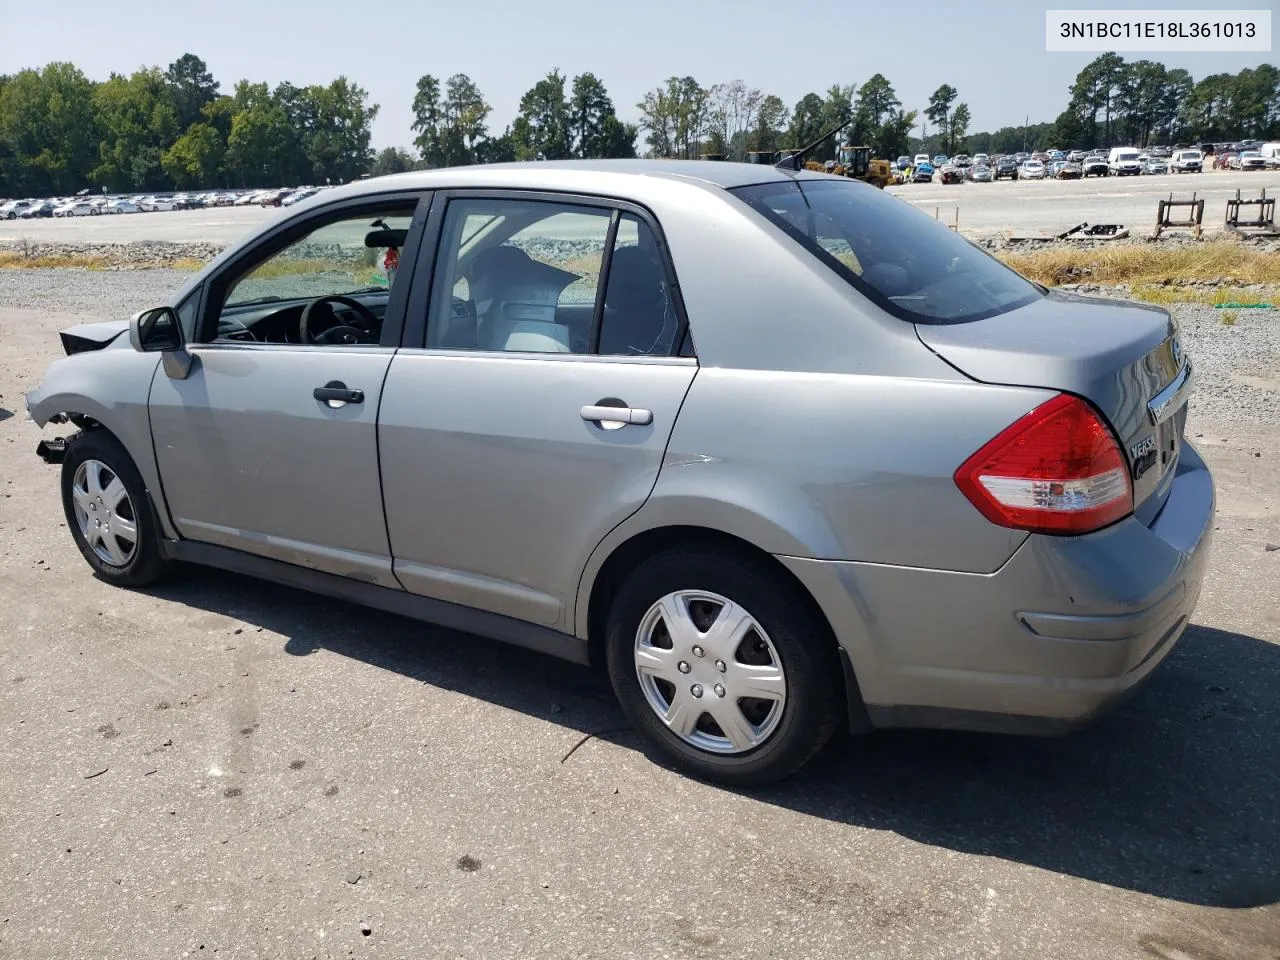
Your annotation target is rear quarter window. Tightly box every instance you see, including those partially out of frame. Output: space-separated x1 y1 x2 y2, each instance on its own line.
731 179 1041 324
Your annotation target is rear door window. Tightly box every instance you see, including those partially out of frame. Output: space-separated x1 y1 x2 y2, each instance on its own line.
731 179 1041 324
425 198 681 357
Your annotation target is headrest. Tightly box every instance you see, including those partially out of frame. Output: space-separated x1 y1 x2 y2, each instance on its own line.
471 245 580 291
606 246 665 302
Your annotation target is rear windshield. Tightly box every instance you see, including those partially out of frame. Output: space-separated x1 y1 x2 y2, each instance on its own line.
730 179 1041 324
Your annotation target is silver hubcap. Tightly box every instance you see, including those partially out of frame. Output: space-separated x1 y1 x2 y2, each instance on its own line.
71 459 137 568
634 590 787 755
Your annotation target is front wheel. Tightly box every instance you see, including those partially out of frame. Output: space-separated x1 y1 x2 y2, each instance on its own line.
61 430 171 587
605 546 844 786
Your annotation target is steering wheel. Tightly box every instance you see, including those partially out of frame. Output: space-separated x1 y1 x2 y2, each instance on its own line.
300 295 380 345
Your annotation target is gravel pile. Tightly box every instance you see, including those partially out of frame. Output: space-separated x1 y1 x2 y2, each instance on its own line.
0 268 192 318
1168 301 1279 427
976 234 1280 255
0 239 224 267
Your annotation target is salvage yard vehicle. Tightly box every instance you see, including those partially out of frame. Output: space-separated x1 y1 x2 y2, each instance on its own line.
1236 151 1266 171
1108 148 1143 176
1083 154 1110 177
993 156 1019 180
25 160 1213 786
1020 159 1046 179
1170 150 1203 173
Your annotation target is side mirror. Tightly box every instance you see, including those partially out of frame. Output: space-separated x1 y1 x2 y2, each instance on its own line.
129 306 183 353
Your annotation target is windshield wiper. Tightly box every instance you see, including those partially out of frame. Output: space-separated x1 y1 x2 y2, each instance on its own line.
225 295 283 307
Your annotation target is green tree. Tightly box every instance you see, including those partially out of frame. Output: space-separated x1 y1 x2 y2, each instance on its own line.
569 72 632 158
225 80 292 187
442 73 490 165
925 84 958 154
0 62 100 195
748 95 788 154
1183 73 1235 142
297 77 378 183
637 76 709 158
1069 53 1126 146
161 122 224 187
92 67 179 191
1049 108 1087 150
512 69 572 160
1229 64 1280 139
808 84 854 161
1117 59 1167 145
411 75 445 167
949 102 971 154
787 92 826 151
475 128 518 163
1158 68 1194 143
165 53 219 131
370 146 415 177
854 74 898 131
877 108 917 160
707 80 763 160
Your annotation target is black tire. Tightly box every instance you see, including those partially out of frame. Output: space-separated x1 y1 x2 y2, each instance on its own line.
605 545 845 786
61 429 171 587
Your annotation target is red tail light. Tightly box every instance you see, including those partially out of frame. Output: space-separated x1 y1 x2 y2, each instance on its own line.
954 394 1133 535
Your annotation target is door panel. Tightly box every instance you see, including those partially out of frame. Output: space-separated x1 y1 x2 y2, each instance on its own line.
378 355 697 629
149 346 398 586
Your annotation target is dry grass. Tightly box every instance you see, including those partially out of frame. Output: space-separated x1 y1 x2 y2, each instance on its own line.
1220 310 1238 325
1129 285 1277 307
0 251 108 269
0 251 208 271
998 241 1280 288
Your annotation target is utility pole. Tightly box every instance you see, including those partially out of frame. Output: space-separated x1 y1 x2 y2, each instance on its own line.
1022 114 1029 152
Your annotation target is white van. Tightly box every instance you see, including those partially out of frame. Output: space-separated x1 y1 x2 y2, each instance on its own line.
1108 147 1142 176
1260 143 1280 168
1171 149 1203 173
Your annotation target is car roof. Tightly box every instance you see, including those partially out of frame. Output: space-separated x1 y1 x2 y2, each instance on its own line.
321 159 820 204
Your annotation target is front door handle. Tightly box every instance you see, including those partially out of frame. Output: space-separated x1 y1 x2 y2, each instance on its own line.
580 404 653 426
314 381 364 406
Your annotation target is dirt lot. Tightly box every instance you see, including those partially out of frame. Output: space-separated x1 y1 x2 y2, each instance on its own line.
1 270 1278 960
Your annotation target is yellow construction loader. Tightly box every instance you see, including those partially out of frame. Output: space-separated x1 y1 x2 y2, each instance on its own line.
748 129 893 189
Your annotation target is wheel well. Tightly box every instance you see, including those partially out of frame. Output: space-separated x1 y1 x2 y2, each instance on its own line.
586 526 823 657
585 525 869 732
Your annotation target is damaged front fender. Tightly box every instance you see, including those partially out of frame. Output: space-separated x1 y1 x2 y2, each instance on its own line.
24 346 178 539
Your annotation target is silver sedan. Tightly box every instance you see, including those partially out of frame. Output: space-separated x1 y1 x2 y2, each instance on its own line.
25 160 1213 785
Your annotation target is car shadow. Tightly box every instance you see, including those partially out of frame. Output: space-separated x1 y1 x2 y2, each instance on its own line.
0 408 13 423
146 567 1279 909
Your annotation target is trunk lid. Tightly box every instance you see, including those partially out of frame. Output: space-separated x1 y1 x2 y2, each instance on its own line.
917 289 1189 526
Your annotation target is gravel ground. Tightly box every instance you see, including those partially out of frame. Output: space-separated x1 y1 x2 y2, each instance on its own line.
1173 303 1280 426
1 271 1277 959
0 268 193 318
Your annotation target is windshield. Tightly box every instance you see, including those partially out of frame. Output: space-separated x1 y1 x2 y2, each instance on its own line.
731 178 1041 325
1117 152 1139 161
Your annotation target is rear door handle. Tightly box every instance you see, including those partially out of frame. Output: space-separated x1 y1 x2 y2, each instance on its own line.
580 404 652 426
314 381 364 405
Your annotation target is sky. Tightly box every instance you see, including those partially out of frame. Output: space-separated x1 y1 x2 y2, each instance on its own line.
1 0 1273 150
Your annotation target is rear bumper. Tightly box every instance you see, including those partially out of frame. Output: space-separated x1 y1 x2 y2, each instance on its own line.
780 442 1215 734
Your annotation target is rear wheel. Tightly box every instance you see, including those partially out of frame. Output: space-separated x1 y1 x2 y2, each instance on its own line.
605 546 844 786
61 430 171 587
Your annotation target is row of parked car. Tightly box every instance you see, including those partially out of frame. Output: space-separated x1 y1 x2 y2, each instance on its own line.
894 142 1279 185
0 186 331 220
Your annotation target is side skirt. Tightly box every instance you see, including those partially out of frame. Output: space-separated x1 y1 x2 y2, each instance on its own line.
160 539 591 666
